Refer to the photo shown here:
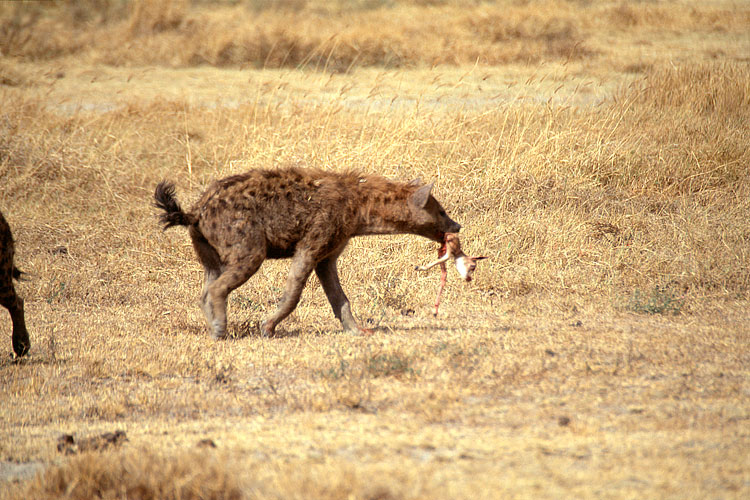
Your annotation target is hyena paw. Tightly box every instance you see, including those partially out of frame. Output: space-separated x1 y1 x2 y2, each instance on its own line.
260 320 275 338
210 320 227 340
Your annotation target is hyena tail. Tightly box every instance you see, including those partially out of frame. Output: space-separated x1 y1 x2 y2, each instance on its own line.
154 181 198 230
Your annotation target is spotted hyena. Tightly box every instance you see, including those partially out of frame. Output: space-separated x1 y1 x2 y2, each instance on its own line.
0 210 30 357
154 167 461 338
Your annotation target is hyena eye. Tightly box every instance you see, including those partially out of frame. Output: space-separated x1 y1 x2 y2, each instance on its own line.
438 209 446 216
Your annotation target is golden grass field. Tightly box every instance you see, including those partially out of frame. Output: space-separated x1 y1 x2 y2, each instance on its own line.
1 0 749 498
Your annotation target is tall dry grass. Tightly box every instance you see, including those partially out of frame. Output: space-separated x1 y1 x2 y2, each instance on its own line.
1 62 747 312
22 448 243 500
2 0 748 69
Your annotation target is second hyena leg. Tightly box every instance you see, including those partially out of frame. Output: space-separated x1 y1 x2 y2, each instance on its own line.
2 291 30 357
315 257 370 334
260 252 316 336
203 253 265 339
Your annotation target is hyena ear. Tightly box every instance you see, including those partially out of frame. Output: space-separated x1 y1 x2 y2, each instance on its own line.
410 183 433 208
408 177 422 187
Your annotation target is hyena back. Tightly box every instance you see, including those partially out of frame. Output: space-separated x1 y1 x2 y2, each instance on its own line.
0 210 30 357
154 167 461 338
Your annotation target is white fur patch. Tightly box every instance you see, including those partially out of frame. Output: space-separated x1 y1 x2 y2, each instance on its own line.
455 256 471 280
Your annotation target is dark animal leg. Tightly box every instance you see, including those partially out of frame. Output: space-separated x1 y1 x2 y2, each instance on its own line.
199 266 221 336
260 251 316 336
315 257 372 335
3 295 31 358
203 252 265 339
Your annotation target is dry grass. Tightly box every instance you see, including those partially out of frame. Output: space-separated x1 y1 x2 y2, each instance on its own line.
1 1 749 499
2 0 748 69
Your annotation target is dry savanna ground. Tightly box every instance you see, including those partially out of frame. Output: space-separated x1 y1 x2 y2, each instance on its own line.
1 1 749 498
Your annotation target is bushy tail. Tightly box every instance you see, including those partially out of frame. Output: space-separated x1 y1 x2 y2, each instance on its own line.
154 181 197 229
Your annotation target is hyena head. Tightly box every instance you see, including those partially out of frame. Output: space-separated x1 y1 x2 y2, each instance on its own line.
407 183 461 241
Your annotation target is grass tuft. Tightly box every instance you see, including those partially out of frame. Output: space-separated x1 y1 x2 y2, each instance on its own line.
21 448 243 500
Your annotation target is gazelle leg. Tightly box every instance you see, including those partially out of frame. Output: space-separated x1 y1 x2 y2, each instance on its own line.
433 262 448 317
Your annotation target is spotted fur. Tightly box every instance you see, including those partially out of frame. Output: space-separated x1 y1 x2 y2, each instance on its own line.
155 167 461 338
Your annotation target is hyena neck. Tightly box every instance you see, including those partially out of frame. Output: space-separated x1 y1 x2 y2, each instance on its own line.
355 204 409 236
354 181 413 237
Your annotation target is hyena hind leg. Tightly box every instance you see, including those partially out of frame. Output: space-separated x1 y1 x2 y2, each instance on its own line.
200 266 221 336
190 228 226 339
203 253 265 339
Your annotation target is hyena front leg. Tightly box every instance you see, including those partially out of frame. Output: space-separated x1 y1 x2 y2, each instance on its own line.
260 251 316 337
315 257 371 335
